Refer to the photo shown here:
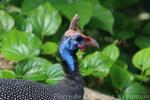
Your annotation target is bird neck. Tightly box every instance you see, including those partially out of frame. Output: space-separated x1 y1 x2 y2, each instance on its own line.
59 45 79 76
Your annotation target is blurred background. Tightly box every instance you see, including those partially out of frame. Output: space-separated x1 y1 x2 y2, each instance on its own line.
0 0 150 99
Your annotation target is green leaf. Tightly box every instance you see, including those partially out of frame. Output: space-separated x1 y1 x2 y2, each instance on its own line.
0 10 14 38
102 44 120 62
46 63 65 85
134 75 149 82
13 14 32 32
5 5 21 13
91 1 114 33
51 0 92 29
113 0 139 8
28 2 61 37
0 70 16 78
80 51 114 78
21 0 47 14
41 42 58 55
79 67 94 76
100 0 113 9
132 47 150 70
122 83 148 100
1 30 41 61
114 60 128 69
16 57 51 81
114 31 135 40
110 66 134 90
114 12 140 31
23 72 46 81
77 50 85 60
143 21 150 35
135 36 150 49
145 69 150 76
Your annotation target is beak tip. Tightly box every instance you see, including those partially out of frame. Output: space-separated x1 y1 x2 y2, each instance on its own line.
96 43 99 48
82 36 99 49
91 38 99 48
95 42 99 48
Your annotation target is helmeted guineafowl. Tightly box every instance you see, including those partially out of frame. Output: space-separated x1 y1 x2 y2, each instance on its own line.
0 14 99 100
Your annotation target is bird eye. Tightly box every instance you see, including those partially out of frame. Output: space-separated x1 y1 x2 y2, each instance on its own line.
75 35 83 42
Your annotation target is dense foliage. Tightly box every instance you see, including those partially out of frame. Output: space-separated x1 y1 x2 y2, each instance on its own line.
0 0 150 99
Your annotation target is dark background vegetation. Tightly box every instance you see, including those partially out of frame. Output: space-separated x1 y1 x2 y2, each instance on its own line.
0 0 150 99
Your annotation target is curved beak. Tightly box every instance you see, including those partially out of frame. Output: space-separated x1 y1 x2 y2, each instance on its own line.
78 36 99 51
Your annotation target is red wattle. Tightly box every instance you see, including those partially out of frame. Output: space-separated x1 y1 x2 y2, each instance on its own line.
78 44 86 51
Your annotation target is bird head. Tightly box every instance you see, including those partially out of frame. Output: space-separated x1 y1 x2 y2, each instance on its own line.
60 14 99 53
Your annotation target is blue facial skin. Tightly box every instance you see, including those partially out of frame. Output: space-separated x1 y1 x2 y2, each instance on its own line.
59 35 83 73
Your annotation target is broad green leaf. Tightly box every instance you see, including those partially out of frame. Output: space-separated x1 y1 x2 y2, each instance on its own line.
0 70 16 78
6 5 21 13
91 1 114 33
16 57 51 81
13 14 32 32
122 83 148 100
79 67 94 76
110 66 134 90
114 60 128 69
143 21 150 35
114 31 135 40
1 30 41 61
48 23 68 43
114 12 140 31
145 69 150 76
100 0 113 9
135 36 150 49
46 64 65 85
0 10 14 38
134 75 149 82
132 47 150 70
77 50 85 60
0 10 14 32
23 72 46 81
28 2 61 37
113 0 139 8
80 51 114 78
102 44 119 62
21 0 47 14
51 0 92 29
41 42 58 55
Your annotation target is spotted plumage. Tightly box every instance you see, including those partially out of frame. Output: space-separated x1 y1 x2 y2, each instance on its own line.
0 75 84 100
0 14 98 100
